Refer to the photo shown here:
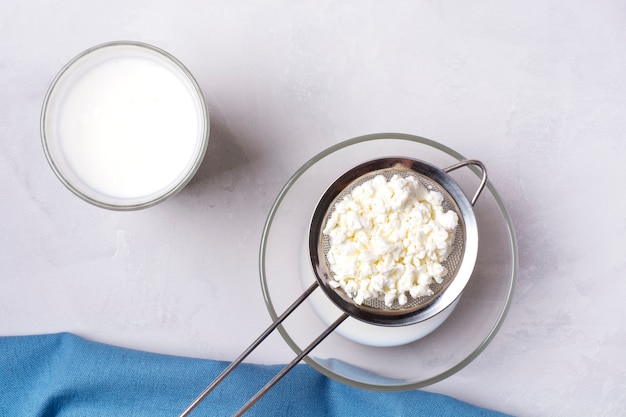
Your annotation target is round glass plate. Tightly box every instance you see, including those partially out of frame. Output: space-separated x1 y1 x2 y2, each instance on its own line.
260 133 517 391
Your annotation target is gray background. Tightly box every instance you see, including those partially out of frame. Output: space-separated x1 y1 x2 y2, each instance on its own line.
2 1 625 416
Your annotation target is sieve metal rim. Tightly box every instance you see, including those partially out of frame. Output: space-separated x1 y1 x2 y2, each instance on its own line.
309 157 480 327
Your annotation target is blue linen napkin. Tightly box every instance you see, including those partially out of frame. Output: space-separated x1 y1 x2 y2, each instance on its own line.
0 333 510 416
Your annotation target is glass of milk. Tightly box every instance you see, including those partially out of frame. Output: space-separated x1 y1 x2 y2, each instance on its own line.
41 41 209 210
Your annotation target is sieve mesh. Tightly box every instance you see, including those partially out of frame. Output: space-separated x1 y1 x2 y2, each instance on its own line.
319 167 466 315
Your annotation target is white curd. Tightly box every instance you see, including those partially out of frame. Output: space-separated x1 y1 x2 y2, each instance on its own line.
323 174 458 306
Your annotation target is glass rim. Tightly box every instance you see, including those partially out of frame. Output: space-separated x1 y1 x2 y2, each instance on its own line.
40 40 209 210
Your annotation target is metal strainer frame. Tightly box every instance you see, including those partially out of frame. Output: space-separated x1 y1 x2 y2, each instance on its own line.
309 157 484 327
180 157 486 417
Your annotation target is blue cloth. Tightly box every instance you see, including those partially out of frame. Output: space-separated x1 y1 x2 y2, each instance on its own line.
0 333 511 416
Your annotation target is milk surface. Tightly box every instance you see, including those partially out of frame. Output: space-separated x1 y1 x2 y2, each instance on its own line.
45 45 206 203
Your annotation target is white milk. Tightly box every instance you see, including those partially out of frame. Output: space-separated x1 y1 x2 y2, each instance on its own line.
42 43 208 208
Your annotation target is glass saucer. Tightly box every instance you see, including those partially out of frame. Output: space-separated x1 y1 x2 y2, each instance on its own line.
260 133 517 391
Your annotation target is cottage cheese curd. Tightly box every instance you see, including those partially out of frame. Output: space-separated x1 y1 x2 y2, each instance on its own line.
322 174 459 307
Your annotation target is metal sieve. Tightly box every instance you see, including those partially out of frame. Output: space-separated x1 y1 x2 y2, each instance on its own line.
180 157 486 417
310 157 484 327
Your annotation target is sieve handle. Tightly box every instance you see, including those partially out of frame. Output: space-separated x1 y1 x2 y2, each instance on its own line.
178 281 320 417
443 159 487 206
233 312 349 416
